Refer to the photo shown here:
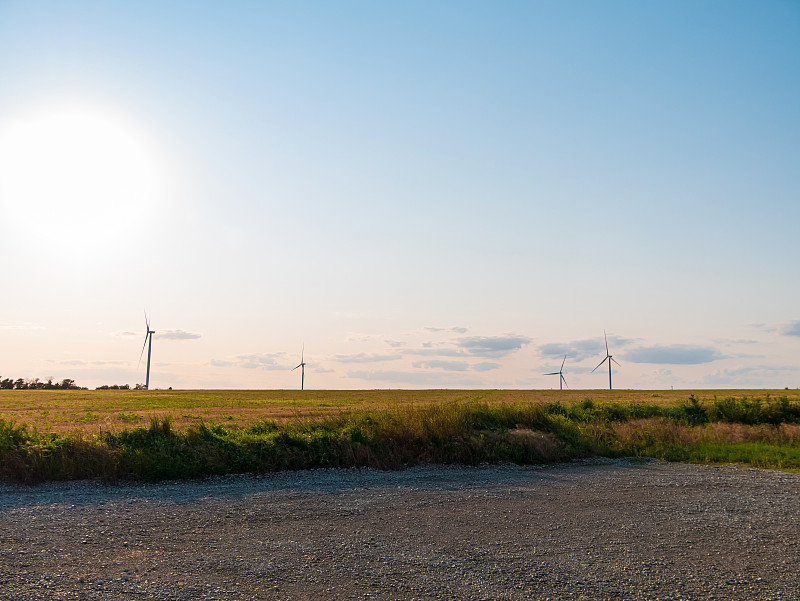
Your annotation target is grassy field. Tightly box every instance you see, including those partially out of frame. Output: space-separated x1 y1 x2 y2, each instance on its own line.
1 389 799 482
2 388 798 434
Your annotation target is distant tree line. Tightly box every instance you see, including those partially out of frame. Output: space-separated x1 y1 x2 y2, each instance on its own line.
0 377 86 390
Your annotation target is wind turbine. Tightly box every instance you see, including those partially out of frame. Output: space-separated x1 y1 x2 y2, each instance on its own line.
139 312 155 390
591 330 620 390
544 354 568 390
292 345 306 390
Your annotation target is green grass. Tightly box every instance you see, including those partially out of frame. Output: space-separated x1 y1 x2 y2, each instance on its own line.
1 393 799 482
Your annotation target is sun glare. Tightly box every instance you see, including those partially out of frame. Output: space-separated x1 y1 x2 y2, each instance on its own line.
0 103 162 255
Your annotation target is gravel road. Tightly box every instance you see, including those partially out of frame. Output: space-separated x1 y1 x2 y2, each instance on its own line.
1 459 798 601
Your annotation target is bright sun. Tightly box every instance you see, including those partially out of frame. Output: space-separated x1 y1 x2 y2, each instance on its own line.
0 103 162 252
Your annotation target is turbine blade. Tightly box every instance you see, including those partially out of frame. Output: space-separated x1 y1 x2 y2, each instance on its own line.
611 357 621 367
591 357 608 373
138 333 148 366
292 364 301 370
560 354 567 370
604 330 609 355
561 374 568 389
544 372 560 376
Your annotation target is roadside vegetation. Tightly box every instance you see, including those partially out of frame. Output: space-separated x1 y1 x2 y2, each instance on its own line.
1 392 799 482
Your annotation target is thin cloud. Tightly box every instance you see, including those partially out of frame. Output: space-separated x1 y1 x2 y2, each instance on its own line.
473 362 500 372
624 344 725 365
782 321 800 337
333 353 403 363
412 360 470 372
347 370 481 387
59 359 130 367
538 335 635 362
538 340 602 362
702 365 800 387
456 335 531 358
721 365 800 377
211 352 289 370
157 330 201 340
347 334 374 343
114 331 138 338
210 359 235 367
424 326 468 334
385 340 407 348
406 347 469 358
0 322 44 330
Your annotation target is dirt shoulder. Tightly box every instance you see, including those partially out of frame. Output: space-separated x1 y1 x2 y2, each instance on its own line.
1 459 798 601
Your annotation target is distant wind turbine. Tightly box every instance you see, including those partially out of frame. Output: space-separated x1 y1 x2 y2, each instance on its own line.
292 345 307 390
139 312 155 390
544 354 568 390
591 330 620 390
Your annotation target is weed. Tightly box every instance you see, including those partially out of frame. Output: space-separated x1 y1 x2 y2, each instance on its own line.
117 412 143 423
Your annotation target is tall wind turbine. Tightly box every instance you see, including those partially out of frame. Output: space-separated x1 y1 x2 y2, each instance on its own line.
591 330 620 390
292 345 306 390
139 312 155 390
544 354 568 390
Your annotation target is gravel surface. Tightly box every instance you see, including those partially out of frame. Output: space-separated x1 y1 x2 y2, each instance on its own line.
1 459 798 600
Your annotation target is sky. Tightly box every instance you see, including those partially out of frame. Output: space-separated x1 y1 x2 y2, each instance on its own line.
0 1 798 390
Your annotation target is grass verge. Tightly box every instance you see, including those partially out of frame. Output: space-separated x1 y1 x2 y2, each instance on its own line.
1 395 799 482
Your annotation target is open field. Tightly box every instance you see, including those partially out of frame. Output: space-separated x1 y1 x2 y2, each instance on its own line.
2 389 800 482
2 388 799 434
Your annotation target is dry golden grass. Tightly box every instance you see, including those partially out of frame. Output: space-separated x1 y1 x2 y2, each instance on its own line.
606 418 800 447
0 388 797 434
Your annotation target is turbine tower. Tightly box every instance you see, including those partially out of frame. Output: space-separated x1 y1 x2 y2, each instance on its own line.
591 330 620 390
544 354 568 390
292 345 306 390
139 312 155 390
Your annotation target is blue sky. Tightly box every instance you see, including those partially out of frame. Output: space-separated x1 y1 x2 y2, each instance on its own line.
1 1 798 389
